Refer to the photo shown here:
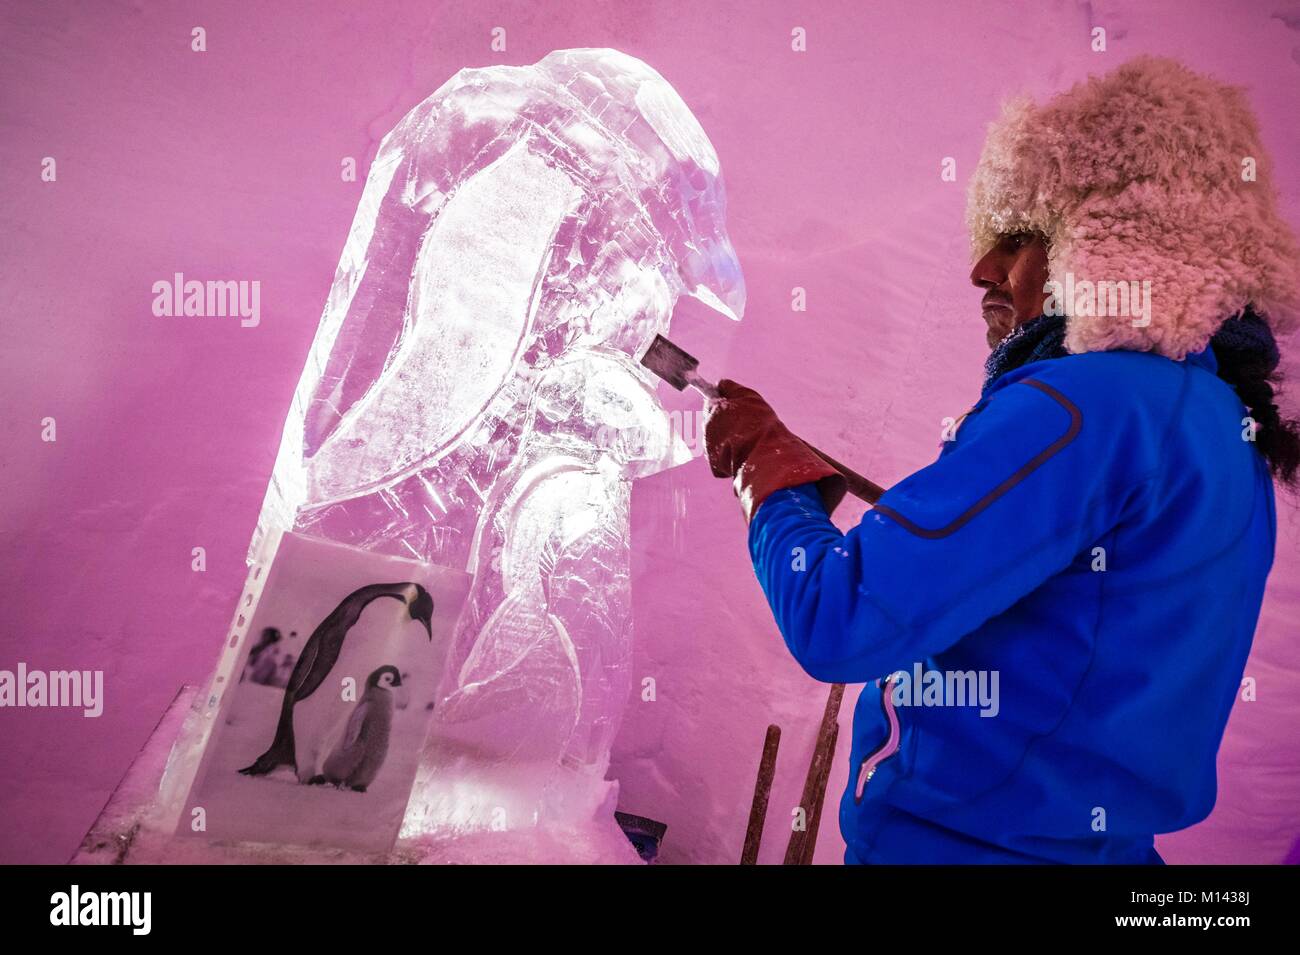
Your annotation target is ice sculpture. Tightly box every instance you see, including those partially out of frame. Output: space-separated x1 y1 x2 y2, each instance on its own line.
247 49 744 841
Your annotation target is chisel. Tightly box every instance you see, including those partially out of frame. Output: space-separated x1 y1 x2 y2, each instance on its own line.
638 334 886 505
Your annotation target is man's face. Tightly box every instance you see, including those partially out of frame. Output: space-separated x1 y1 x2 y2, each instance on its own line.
970 232 1051 349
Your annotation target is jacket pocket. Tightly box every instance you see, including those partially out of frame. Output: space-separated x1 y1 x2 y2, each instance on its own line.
854 672 904 803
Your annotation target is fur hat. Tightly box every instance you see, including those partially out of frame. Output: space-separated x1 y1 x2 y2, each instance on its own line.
967 56 1300 359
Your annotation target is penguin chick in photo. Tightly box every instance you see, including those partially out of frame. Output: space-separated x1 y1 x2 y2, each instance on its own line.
238 582 432 777
315 665 402 793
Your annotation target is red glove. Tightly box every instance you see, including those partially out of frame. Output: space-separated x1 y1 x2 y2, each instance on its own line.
704 379 847 523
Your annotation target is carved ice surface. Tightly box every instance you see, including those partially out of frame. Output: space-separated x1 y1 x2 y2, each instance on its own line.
248 49 744 841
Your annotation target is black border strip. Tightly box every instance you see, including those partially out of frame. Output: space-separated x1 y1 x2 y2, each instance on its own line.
872 378 1083 539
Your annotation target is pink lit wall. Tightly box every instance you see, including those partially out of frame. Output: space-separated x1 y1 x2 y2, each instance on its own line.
2 0 1297 864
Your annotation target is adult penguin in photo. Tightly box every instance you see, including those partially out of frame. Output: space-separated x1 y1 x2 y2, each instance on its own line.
313 665 403 792
238 582 433 777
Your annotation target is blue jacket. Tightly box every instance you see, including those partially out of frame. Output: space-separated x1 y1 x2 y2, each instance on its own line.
748 348 1276 864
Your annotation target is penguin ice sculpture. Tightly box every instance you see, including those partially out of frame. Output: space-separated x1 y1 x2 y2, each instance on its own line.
239 49 745 832
311 665 402 792
238 582 433 778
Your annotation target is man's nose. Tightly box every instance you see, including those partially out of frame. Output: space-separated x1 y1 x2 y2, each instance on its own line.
970 248 1006 289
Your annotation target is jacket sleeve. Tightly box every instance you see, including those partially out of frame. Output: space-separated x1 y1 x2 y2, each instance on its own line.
747 371 1161 683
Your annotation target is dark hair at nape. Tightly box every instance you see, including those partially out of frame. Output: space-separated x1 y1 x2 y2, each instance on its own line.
1212 306 1300 488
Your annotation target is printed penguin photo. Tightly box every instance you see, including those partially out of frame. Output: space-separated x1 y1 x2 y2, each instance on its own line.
178 532 471 852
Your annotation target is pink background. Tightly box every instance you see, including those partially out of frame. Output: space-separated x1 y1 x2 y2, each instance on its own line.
2 0 1298 864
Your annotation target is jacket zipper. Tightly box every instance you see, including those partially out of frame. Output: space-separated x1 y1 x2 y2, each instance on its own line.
855 671 903 802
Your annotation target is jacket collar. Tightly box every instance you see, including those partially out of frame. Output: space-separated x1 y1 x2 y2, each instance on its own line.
982 343 1220 404
1183 344 1218 374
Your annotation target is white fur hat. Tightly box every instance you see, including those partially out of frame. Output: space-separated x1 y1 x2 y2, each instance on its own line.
967 56 1300 359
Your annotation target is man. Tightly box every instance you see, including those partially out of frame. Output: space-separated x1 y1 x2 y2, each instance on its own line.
704 57 1299 864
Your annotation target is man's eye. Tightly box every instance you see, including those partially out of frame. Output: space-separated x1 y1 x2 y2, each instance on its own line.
1004 233 1028 249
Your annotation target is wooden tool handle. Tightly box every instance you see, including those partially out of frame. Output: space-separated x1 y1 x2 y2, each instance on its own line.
697 377 883 504
784 682 846 865
800 440 885 505
741 724 782 865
